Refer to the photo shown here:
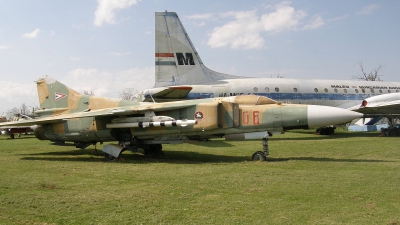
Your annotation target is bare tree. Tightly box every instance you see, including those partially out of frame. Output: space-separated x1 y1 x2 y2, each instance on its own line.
6 103 38 120
118 88 138 101
353 61 384 81
82 90 95 96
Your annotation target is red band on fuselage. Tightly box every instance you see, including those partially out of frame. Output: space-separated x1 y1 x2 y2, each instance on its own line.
155 53 174 57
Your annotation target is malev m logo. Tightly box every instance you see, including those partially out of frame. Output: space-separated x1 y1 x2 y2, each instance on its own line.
176 53 195 65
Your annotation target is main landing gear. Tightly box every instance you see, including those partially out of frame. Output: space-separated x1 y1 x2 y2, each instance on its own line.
102 143 165 162
252 134 270 161
104 152 121 162
144 144 165 157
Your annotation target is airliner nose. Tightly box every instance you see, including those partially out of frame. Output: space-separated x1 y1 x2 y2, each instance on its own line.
307 105 362 128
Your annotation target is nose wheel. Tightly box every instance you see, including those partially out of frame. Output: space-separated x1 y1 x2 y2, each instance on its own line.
252 136 270 161
252 151 267 161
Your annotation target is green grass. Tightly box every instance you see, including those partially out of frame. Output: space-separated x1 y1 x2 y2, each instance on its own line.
0 130 400 224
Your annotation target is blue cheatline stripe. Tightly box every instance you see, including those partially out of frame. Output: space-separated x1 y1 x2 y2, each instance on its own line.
155 61 176 66
186 92 373 101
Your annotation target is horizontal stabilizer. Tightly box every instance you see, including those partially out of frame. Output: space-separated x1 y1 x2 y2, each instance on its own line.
143 86 192 102
350 93 400 115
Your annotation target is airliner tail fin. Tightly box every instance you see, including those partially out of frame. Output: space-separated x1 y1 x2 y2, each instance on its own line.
155 12 242 87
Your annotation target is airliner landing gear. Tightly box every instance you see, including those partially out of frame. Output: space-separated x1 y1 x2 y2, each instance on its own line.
316 126 335 135
252 135 270 161
380 117 400 137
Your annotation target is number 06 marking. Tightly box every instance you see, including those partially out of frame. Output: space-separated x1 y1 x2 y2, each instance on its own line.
242 111 250 125
253 111 260 125
242 111 259 125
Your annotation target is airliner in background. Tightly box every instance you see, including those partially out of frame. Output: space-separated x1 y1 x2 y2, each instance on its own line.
143 11 400 135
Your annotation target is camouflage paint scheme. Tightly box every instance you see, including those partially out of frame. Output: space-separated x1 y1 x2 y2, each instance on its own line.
0 76 361 160
0 76 310 145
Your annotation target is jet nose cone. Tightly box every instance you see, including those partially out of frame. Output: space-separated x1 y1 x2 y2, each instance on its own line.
307 105 362 128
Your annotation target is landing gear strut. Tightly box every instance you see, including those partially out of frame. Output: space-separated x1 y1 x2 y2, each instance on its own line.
252 134 270 161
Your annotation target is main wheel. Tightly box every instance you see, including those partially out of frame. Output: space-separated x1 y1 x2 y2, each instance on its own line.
252 151 266 161
144 144 165 157
104 153 119 162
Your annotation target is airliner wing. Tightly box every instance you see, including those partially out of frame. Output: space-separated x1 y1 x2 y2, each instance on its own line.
350 92 400 115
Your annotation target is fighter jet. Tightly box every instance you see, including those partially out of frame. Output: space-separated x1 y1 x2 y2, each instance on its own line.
1 115 35 139
0 76 361 161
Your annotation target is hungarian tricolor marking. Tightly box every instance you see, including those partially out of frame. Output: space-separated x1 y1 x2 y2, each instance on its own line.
55 92 67 101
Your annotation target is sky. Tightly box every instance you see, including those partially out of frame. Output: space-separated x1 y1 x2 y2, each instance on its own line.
0 0 399 115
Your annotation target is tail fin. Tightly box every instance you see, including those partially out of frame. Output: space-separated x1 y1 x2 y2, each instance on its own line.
36 75 137 115
155 12 243 87
36 75 86 111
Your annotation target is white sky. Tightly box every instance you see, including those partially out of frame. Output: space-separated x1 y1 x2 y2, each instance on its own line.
0 0 399 115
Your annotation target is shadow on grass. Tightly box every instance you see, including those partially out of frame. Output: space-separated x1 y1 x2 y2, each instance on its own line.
266 156 392 163
49 142 76 146
18 149 393 164
185 140 234 147
19 149 250 164
1 135 38 140
273 131 383 141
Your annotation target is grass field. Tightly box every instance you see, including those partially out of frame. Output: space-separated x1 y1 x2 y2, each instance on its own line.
0 130 399 224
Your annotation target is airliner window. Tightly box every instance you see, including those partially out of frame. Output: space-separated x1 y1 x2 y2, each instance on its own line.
388 90 391 93
362 89 365 93
379 89 383 94
314 88 318 93
324 88 328 93
265 87 269 93
397 90 399 93
253 87 258 92
334 88 338 93
293 88 298 92
370 89 374 94
355 89 359 93
344 89 347 93
275 87 279 92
